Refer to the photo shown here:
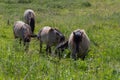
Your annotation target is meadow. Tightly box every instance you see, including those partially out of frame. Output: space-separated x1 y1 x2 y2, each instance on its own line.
0 0 120 80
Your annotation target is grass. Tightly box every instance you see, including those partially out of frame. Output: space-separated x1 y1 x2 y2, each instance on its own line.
0 0 120 79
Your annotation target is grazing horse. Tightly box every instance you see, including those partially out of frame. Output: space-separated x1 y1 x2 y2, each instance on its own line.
55 40 68 58
37 26 65 54
24 9 35 34
13 21 32 50
68 29 90 60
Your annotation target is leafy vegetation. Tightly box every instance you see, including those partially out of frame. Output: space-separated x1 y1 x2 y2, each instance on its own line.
0 0 120 79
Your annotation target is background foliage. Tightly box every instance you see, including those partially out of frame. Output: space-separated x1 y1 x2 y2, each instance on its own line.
0 0 120 79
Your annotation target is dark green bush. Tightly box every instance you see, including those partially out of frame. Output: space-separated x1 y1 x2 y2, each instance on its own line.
82 1 91 7
17 0 32 3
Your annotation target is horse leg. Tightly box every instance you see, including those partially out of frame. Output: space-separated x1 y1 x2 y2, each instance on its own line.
71 50 77 60
40 41 42 53
48 46 51 54
46 45 51 54
19 39 22 44
46 45 49 54
81 50 88 60
25 42 29 51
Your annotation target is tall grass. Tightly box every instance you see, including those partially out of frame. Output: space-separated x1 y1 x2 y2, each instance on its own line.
0 0 120 79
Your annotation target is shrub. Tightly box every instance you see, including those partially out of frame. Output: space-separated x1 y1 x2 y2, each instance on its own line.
82 1 91 7
17 0 32 3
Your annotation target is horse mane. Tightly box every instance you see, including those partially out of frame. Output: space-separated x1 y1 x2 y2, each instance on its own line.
73 31 83 53
30 18 35 33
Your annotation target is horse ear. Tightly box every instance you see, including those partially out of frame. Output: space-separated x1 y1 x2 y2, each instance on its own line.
79 32 84 41
54 28 57 30
73 32 76 36
56 32 59 36
49 28 54 32
81 32 84 37
54 28 60 33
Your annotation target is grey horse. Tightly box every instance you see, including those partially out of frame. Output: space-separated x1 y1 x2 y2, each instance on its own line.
13 21 32 50
68 29 90 60
24 9 35 34
37 26 65 54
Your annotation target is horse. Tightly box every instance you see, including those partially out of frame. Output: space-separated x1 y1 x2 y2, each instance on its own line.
37 26 65 54
24 9 35 34
68 29 90 60
13 21 32 50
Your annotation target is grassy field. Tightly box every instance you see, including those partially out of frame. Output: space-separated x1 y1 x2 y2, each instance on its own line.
0 0 120 80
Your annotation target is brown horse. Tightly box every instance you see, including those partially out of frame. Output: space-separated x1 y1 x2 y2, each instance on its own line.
68 29 90 60
24 9 35 34
55 29 90 60
37 26 65 54
13 21 32 50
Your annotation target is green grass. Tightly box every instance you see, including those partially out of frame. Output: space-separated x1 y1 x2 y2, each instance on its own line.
0 0 120 79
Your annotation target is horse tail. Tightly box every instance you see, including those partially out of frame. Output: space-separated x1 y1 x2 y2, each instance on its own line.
30 18 35 33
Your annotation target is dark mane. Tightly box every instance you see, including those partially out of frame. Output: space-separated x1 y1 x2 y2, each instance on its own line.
30 18 35 33
73 31 83 53
54 28 62 34
54 28 65 42
56 41 68 50
73 31 82 42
